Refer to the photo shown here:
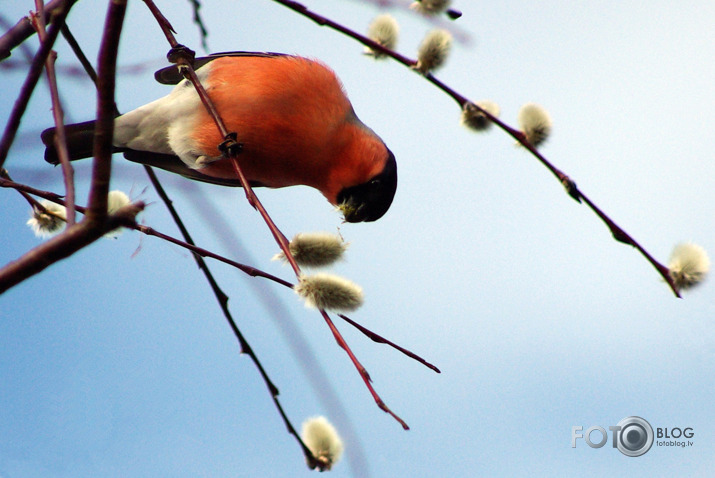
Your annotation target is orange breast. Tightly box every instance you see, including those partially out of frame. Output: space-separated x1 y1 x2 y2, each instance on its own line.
191 55 356 193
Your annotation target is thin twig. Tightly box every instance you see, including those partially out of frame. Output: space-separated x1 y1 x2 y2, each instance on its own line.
187 0 210 51
320 310 409 430
0 0 75 170
30 1 76 226
339 314 440 373
145 0 307 278
0 0 67 61
141 167 325 468
60 23 99 83
142 0 334 464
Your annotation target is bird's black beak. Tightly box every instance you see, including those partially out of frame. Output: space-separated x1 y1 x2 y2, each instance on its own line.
336 149 397 223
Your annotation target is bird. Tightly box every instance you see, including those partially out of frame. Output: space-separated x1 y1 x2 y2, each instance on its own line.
42 52 397 223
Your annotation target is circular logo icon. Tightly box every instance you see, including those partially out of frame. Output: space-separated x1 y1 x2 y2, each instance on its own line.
615 416 654 457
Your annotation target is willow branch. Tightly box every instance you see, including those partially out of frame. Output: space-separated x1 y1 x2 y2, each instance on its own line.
339 314 440 373
0 0 75 170
320 310 409 430
85 0 126 221
1 171 438 381
0 202 144 294
271 0 680 298
30 1 76 226
0 0 69 61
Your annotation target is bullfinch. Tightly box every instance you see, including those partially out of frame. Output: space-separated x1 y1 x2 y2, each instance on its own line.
42 52 397 223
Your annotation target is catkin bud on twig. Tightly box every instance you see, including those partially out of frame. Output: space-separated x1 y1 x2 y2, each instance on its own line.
301 416 344 470
105 190 133 238
364 14 399 58
27 199 67 238
461 100 501 132
415 29 452 73
295 273 364 312
273 232 348 268
107 190 131 214
410 0 452 16
517 103 552 146
668 242 710 290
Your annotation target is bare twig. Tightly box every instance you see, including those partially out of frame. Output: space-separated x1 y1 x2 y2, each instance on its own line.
141 0 299 276
187 0 210 51
141 167 325 468
0 0 67 61
30 1 76 226
0 0 75 170
339 314 440 373
142 0 335 464
60 23 99 83
320 310 409 430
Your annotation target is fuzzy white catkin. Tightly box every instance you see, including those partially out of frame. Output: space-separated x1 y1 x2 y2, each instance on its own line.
107 190 131 214
668 242 710 290
416 29 452 73
27 200 67 238
410 0 451 15
104 190 132 238
273 232 347 268
517 103 552 146
461 101 501 132
365 14 399 58
294 273 364 312
301 416 344 470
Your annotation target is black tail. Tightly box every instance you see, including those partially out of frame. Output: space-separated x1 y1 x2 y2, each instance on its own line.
41 120 99 164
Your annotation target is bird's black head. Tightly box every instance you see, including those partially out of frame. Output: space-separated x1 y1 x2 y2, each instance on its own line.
336 149 397 223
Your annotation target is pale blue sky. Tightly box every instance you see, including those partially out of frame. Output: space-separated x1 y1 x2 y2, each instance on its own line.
2 1 714 477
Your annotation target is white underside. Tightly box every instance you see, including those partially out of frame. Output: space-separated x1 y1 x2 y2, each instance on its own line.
112 65 212 169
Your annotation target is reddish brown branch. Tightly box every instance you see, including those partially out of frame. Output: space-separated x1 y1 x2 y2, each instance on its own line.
0 0 75 170
143 0 302 277
30 2 77 226
339 314 440 373
0 201 144 294
0 0 68 61
86 0 127 222
321 310 410 430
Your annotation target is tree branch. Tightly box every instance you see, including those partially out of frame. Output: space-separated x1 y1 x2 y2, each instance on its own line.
85 0 127 221
30 1 77 226
271 0 681 297
0 0 75 170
